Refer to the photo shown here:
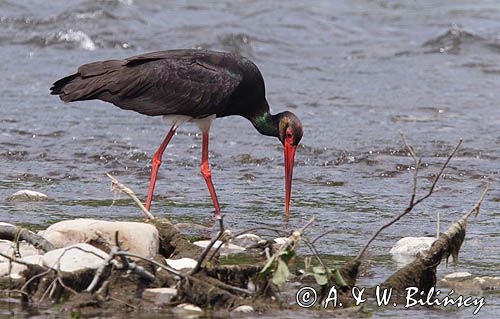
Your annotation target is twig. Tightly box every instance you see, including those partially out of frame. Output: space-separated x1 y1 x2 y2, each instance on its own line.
86 247 119 293
355 138 462 260
400 133 421 205
21 268 53 293
0 252 33 266
413 138 462 206
299 217 316 235
311 229 337 244
116 251 252 295
114 251 181 276
303 239 347 288
189 230 225 275
466 183 490 218
106 173 154 221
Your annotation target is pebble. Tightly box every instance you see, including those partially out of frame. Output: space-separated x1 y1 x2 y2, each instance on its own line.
443 271 473 281
0 261 27 279
165 257 198 270
192 240 245 255
389 237 436 265
232 305 255 313
233 233 263 248
0 254 43 279
273 237 292 245
7 190 50 201
441 274 500 291
143 287 177 305
42 243 108 273
174 303 203 318
0 240 40 262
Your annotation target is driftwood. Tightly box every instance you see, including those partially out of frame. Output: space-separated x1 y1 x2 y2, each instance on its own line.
0 224 55 252
338 137 462 288
381 184 489 294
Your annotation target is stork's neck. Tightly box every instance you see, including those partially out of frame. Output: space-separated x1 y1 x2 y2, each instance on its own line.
251 112 278 137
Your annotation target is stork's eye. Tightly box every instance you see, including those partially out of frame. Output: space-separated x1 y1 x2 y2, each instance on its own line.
286 132 292 139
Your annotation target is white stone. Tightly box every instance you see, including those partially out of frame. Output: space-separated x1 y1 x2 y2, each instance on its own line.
273 237 292 245
0 222 15 227
143 287 177 305
176 303 203 313
473 276 500 290
165 258 197 270
232 305 254 313
0 261 27 279
234 234 263 248
41 219 159 258
444 272 473 281
7 190 50 201
193 240 245 255
21 254 43 266
42 243 108 273
0 240 40 262
389 237 435 265
236 234 262 241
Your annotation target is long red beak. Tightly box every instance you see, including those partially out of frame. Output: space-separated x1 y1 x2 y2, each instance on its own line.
284 141 296 221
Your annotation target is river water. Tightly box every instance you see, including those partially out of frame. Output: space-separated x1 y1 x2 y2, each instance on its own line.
0 0 498 317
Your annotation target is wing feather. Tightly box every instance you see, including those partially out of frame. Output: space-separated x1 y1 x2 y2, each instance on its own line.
51 51 243 117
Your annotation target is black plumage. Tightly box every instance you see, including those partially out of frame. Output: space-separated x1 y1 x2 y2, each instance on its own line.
50 49 267 120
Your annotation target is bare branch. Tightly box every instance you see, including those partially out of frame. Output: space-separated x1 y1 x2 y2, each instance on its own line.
299 217 316 235
413 138 462 206
355 138 462 260
400 133 421 205
0 225 55 252
466 183 490 218
0 252 33 266
189 230 225 275
106 173 154 221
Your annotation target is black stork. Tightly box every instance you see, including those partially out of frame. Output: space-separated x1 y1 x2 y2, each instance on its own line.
50 49 303 222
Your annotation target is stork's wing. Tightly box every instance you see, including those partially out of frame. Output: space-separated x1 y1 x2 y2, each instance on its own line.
50 51 243 117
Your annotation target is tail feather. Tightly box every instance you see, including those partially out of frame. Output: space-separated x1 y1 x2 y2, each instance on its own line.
50 60 123 102
50 74 80 101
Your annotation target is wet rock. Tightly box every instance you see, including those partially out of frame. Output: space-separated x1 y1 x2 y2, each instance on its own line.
472 276 500 290
0 254 43 279
174 303 203 317
273 237 291 245
389 237 436 265
232 305 254 313
165 257 197 270
0 240 40 262
441 273 500 291
0 261 27 279
192 240 245 255
42 243 108 273
0 222 15 228
233 233 263 248
143 287 177 305
444 271 473 281
40 219 159 258
7 190 50 201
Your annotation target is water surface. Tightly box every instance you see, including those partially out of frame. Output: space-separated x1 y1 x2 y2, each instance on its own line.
0 0 499 317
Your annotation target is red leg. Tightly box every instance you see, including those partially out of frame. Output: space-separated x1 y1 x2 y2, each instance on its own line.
145 125 176 211
200 132 221 219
